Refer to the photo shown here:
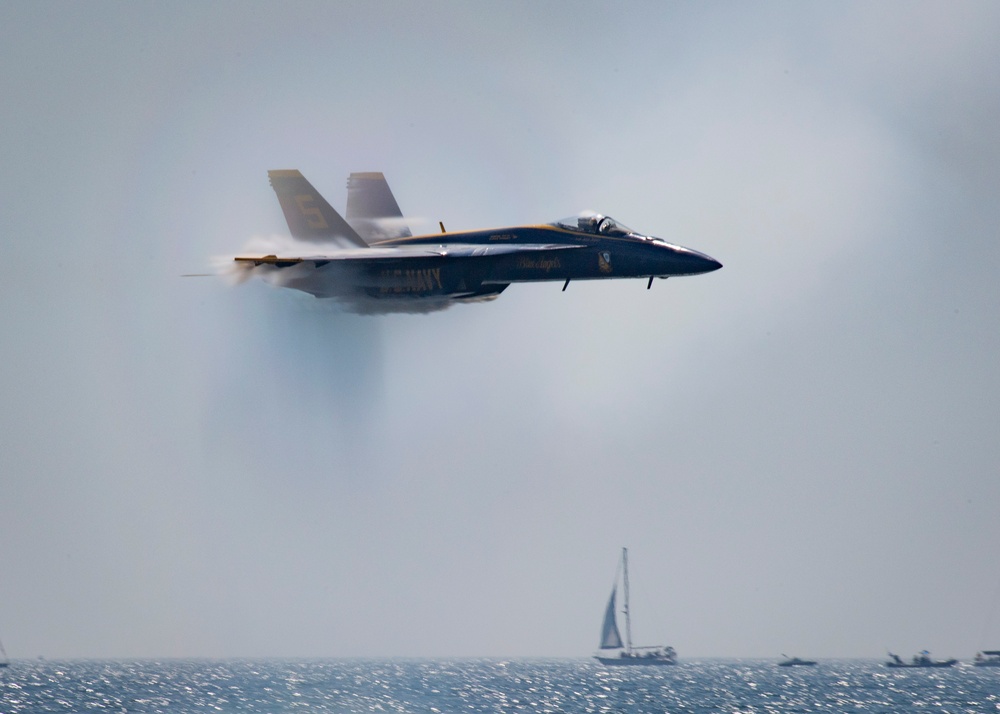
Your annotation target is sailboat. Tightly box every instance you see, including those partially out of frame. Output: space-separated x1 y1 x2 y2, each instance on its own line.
0 636 8 668
594 547 677 665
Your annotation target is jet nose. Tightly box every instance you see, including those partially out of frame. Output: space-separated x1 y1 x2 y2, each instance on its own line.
701 254 723 273
649 239 722 275
683 248 722 274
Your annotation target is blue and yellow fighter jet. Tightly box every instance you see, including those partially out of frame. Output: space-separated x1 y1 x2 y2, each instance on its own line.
235 170 721 308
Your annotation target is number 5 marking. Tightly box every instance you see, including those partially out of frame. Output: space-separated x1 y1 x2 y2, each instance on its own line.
294 194 329 229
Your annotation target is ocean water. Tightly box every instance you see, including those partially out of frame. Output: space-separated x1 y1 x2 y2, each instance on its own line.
1 659 997 713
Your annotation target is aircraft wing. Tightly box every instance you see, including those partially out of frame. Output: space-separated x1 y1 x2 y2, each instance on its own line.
234 243 582 266
233 243 585 301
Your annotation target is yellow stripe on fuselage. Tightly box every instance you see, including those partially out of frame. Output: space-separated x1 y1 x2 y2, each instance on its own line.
370 224 642 247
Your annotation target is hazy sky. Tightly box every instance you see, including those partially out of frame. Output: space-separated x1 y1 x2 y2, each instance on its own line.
2 2 1000 660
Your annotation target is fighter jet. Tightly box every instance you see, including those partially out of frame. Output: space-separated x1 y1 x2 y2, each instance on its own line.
234 170 721 309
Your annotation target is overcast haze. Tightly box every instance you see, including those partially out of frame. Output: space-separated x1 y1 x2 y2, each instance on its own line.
2 2 1000 660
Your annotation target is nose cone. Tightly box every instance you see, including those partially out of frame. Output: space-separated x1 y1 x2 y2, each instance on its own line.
694 250 723 273
672 245 722 275
644 238 722 276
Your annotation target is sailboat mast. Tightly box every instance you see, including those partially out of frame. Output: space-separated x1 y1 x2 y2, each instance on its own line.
622 547 632 654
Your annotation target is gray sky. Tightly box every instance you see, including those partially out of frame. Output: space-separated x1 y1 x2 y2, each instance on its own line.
2 1 999 660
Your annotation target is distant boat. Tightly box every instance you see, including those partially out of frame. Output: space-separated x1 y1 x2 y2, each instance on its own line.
0 636 8 668
973 650 1000 667
885 651 957 668
778 655 817 667
594 547 677 666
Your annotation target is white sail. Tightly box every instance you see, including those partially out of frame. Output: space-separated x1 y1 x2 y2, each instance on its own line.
599 589 624 649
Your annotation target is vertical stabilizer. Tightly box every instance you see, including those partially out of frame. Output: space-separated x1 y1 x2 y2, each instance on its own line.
268 170 368 247
346 172 412 241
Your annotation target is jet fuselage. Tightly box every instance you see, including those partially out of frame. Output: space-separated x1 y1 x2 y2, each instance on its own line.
236 170 721 306
366 224 720 296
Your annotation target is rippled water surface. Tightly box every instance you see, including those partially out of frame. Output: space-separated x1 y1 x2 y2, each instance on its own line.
1 659 998 713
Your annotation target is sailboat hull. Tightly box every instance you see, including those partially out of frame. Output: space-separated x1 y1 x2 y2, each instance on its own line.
595 654 677 666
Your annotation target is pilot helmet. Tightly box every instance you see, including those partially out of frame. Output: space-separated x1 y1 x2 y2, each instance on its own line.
578 214 603 232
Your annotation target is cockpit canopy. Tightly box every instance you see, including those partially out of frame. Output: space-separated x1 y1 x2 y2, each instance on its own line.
552 212 636 237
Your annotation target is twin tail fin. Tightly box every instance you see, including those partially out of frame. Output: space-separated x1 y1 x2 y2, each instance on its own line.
346 172 412 241
267 169 368 247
